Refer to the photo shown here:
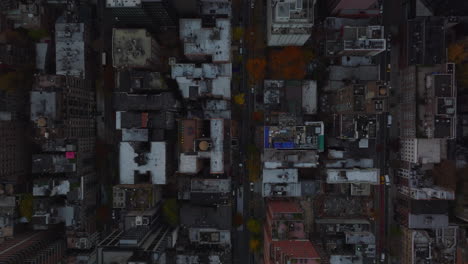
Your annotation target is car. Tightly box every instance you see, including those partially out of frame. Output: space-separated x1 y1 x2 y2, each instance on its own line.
387 42 391 51
239 47 243 55
232 190 236 197
385 175 391 186
387 114 392 127
380 253 385 262
251 86 255 93
386 63 391 72
239 163 243 167
250 182 254 192
387 33 392 42
250 0 254 8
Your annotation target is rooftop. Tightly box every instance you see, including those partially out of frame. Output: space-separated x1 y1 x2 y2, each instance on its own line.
32 154 76 174
263 149 318 169
112 28 156 68
55 23 86 78
267 200 303 214
119 142 167 185
270 0 315 34
270 240 320 260
200 0 231 17
116 70 168 93
179 18 231 62
326 168 380 185
106 0 141 7
264 122 325 151
30 91 57 126
178 119 225 174
171 63 231 99
263 169 298 183
180 204 232 229
190 179 231 193
113 92 180 111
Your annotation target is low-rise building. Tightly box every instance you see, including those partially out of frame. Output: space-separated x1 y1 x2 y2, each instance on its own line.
171 63 231 100
262 169 301 197
179 18 231 62
326 22 385 56
112 28 161 69
55 21 90 78
119 141 169 185
264 122 325 152
264 199 321 264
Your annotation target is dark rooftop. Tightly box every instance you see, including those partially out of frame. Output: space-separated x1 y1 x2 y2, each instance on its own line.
180 203 232 229
113 92 180 111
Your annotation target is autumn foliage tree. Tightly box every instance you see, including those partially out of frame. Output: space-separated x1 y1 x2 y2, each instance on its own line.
269 47 314 79
249 238 261 252
448 41 468 64
246 58 266 84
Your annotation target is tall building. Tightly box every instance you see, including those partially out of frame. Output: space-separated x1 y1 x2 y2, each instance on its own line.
400 63 456 139
0 231 66 263
55 22 90 79
266 0 315 46
0 112 28 185
106 0 177 32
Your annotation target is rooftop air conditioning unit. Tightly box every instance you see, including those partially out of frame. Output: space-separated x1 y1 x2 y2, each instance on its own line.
135 216 143 226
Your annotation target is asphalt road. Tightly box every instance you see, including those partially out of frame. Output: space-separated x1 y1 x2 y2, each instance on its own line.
377 0 405 262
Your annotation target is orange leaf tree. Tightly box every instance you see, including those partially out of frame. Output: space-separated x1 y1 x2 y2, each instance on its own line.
246 58 266 83
269 46 311 79
448 42 468 64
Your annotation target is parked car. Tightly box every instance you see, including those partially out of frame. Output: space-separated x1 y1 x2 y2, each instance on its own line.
250 182 254 192
387 114 392 127
385 175 391 186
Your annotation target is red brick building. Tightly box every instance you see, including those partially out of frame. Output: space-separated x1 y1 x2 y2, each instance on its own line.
264 199 321 264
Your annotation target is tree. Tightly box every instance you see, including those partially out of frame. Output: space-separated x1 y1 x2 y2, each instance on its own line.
19 194 33 221
0 72 23 92
233 213 244 228
246 218 262 234
249 238 261 252
269 47 312 79
162 198 179 227
246 58 266 84
233 27 244 41
457 63 468 89
448 41 468 64
27 28 49 41
234 93 245 105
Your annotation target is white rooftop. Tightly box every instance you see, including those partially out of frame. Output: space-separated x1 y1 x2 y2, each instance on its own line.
262 169 298 183
302 80 317 114
119 142 167 185
262 182 301 197
172 63 231 99
55 23 85 78
210 119 224 173
326 169 379 185
106 0 141 7
179 18 231 62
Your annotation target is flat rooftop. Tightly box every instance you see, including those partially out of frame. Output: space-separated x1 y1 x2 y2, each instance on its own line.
119 142 167 185
179 18 231 62
55 23 86 78
112 28 155 68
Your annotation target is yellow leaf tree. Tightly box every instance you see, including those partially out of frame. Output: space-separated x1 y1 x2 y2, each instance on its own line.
249 238 261 252
247 218 262 234
234 93 245 105
233 27 244 41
